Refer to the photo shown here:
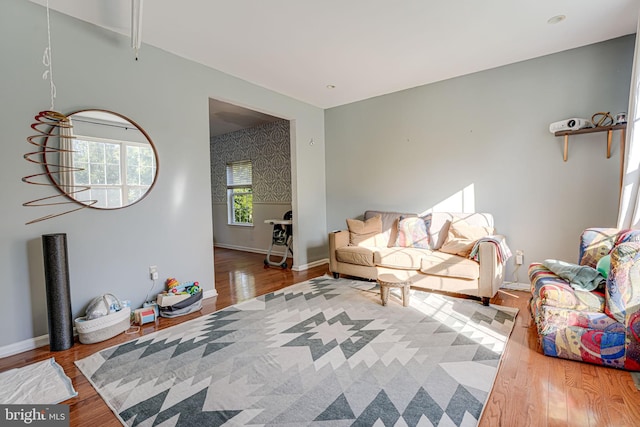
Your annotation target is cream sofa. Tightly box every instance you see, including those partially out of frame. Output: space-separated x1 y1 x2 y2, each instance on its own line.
329 210 507 305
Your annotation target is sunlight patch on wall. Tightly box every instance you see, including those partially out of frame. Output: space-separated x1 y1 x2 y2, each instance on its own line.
171 172 188 211
420 183 476 214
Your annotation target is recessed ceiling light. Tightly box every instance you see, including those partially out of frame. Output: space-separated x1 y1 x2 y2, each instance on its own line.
547 15 566 25
326 84 336 89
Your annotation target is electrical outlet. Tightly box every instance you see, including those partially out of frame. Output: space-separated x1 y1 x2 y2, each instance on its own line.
515 250 524 265
149 265 158 280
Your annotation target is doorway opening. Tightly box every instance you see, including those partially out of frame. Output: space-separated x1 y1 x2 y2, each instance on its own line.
208 98 293 298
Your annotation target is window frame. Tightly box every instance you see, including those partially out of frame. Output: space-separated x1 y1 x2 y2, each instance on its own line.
226 160 253 226
71 134 157 209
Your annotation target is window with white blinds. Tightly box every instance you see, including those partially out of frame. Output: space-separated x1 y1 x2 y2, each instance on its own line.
226 161 253 225
226 160 252 188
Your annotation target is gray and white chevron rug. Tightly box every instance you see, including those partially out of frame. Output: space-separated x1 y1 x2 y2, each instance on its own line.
75 276 518 427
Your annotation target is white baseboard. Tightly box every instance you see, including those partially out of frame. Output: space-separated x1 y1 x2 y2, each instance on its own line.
214 244 328 272
214 243 286 257
0 334 52 359
501 281 530 291
203 289 218 299
292 258 329 272
0 291 220 359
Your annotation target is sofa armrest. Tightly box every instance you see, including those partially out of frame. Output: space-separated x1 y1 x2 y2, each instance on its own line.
605 241 640 370
606 241 640 324
329 230 349 274
477 235 506 300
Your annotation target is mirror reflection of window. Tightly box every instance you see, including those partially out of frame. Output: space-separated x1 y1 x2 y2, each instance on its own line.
71 137 156 208
46 109 159 210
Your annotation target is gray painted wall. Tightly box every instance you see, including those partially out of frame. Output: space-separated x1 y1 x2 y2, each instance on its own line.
211 120 292 253
0 0 325 351
325 35 635 283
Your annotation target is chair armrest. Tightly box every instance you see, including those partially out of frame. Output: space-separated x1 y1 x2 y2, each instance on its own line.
606 241 640 370
606 241 640 324
329 230 349 273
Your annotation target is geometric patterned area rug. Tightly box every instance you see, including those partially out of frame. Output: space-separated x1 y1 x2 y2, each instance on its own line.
75 276 518 427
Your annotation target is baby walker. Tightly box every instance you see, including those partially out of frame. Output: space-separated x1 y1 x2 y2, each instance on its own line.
264 210 293 269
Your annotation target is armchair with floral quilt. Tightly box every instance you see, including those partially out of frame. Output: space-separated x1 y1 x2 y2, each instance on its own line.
529 228 640 370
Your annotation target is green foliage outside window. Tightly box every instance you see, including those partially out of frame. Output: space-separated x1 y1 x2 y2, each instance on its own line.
72 138 156 208
232 188 253 224
226 160 253 225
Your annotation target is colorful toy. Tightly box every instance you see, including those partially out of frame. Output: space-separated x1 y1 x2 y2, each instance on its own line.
134 307 156 325
161 278 200 297
166 277 180 289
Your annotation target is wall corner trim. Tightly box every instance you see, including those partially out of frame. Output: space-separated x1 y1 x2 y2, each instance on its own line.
203 289 218 299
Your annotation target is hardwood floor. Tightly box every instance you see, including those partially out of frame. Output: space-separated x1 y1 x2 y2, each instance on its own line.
1 247 639 426
479 288 640 427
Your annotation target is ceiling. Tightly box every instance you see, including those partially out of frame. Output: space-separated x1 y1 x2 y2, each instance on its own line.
29 1 638 133
208 98 282 137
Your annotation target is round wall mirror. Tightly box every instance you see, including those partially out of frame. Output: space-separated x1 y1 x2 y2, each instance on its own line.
45 109 158 209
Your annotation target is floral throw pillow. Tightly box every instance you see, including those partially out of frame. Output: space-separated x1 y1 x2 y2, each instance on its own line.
395 215 432 249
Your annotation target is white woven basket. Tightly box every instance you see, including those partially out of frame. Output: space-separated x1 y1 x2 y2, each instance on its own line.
74 307 131 344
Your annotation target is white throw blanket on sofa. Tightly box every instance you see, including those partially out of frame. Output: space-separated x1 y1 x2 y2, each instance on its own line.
469 236 512 264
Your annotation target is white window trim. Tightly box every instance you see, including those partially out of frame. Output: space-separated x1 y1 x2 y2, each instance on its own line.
72 134 156 208
226 161 253 225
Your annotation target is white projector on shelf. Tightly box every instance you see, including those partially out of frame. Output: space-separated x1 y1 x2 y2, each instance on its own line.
549 118 594 134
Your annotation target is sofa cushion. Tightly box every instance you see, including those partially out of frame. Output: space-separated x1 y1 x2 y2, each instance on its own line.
533 304 626 367
374 247 432 269
439 220 494 257
429 213 495 250
541 259 604 292
578 228 619 268
346 215 382 246
419 251 480 280
395 215 432 248
533 305 621 337
529 263 605 312
364 210 416 247
336 246 376 266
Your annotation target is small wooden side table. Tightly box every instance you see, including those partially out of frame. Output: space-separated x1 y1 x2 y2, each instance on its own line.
377 273 411 307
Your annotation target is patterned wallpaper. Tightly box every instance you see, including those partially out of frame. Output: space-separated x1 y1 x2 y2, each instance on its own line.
210 119 291 203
